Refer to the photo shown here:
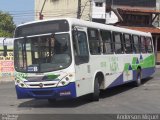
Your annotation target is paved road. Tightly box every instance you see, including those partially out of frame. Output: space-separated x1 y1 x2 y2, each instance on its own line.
0 69 160 114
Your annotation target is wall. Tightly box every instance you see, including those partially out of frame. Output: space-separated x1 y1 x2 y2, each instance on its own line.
0 52 14 79
92 0 106 19
0 38 14 81
35 0 90 20
106 0 156 9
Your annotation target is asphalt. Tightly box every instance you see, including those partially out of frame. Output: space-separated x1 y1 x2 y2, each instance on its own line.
0 69 160 115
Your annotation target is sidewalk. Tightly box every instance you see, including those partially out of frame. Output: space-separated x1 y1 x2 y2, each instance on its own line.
0 76 14 83
156 65 160 69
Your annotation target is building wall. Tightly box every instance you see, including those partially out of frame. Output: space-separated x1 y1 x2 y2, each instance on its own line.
0 38 14 80
92 0 106 19
106 0 156 9
35 0 90 20
156 0 160 27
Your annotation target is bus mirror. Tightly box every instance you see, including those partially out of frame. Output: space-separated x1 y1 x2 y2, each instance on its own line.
73 27 80 56
50 33 55 38
73 27 78 38
3 45 7 57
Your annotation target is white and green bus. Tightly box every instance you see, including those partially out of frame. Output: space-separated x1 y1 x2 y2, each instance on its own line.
14 18 155 102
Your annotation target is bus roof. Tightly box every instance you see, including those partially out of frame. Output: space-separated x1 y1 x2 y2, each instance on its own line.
17 18 151 37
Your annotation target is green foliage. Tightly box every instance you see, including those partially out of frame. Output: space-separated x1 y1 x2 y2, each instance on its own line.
0 11 16 37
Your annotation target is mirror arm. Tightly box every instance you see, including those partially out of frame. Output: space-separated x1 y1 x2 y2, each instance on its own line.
3 38 7 57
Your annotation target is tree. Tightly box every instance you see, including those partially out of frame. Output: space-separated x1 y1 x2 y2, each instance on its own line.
0 11 16 37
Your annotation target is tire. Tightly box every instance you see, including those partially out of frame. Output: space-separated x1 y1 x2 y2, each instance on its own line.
91 77 100 101
135 68 142 87
48 98 56 104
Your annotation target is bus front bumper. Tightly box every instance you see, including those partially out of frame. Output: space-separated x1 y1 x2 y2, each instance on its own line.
15 82 77 99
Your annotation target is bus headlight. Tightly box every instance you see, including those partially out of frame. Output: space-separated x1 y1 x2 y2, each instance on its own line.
15 78 27 88
57 77 70 87
57 74 73 87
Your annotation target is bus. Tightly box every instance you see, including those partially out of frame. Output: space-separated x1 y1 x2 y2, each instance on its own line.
14 18 155 102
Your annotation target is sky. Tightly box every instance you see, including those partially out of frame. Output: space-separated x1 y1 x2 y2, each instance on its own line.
0 0 34 26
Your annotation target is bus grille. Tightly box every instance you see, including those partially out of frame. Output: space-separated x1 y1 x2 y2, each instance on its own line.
29 83 56 87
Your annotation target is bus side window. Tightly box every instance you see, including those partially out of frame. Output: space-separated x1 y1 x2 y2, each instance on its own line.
124 34 132 54
133 35 140 53
113 32 123 54
87 28 101 55
140 36 146 53
100 30 113 54
145 37 153 53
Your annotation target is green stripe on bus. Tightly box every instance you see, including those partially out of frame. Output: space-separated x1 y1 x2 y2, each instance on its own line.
124 54 155 71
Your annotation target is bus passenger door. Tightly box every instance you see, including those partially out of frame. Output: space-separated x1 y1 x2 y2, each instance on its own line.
72 26 92 97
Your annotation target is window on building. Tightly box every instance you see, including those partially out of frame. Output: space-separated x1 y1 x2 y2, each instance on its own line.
113 32 123 54
124 34 132 53
133 35 140 53
122 14 151 26
88 28 101 55
100 30 113 54
95 2 103 7
111 0 156 8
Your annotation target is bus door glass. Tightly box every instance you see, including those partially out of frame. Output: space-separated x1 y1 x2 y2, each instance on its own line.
72 27 89 64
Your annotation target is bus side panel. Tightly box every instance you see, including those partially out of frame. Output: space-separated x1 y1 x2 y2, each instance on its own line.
104 54 155 89
141 67 155 79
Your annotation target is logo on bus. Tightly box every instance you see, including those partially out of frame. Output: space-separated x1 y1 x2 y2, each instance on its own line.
39 83 43 88
110 57 119 72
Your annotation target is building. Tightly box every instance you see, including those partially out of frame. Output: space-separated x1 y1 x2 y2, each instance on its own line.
106 0 156 9
92 0 107 23
91 0 157 24
35 0 91 21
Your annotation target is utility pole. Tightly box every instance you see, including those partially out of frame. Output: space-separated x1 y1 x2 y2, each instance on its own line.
77 0 81 19
39 0 47 20
89 0 92 21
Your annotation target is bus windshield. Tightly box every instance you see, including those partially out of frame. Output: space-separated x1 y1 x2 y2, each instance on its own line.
14 33 71 73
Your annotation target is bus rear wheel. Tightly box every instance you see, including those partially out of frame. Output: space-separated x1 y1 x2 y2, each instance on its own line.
91 77 100 101
135 68 142 87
